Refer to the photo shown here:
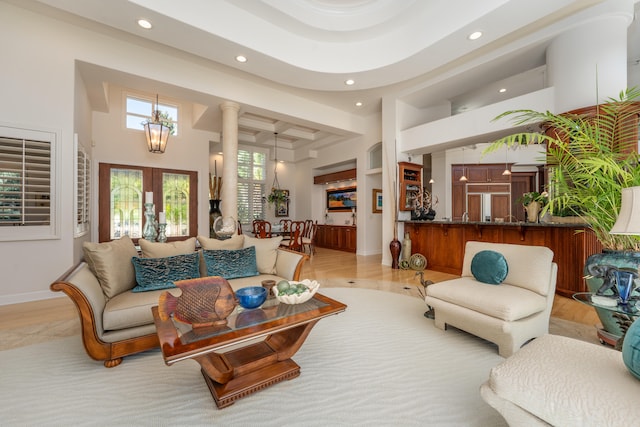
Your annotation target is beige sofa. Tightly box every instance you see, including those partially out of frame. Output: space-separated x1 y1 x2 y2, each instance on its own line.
481 334 640 426
425 241 557 357
51 234 308 367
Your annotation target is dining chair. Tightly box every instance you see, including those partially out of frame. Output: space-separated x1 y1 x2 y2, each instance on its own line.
303 219 314 239
279 219 292 240
280 220 304 251
255 220 272 238
302 220 318 256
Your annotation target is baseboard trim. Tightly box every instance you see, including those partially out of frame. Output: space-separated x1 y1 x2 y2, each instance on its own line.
0 290 64 306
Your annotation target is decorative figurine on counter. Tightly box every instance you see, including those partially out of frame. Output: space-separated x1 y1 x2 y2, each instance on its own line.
411 188 438 221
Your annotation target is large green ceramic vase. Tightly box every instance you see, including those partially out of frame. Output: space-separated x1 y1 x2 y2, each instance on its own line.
584 250 640 338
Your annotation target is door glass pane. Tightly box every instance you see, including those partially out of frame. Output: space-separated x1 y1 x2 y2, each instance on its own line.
162 172 189 237
110 169 143 239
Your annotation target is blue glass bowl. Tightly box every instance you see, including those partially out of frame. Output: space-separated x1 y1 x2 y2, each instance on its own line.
235 286 267 309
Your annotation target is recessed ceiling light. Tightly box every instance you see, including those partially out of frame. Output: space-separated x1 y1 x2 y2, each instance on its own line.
345 79 355 86
468 31 483 40
137 19 152 29
355 101 363 107
235 55 247 63
499 88 507 93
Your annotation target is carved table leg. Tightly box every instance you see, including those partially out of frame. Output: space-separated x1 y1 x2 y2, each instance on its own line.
195 320 320 408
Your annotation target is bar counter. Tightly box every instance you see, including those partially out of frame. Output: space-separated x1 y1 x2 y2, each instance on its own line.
401 220 603 297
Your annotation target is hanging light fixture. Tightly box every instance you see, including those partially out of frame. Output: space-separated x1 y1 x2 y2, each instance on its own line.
502 146 512 176
143 95 173 154
263 132 289 205
459 147 468 181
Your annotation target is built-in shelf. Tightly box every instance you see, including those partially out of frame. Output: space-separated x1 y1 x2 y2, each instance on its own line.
313 168 356 184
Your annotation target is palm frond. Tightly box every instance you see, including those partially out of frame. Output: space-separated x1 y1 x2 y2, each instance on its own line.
483 88 640 250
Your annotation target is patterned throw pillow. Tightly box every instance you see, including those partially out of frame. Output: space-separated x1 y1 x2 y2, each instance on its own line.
131 252 200 292
471 250 509 285
202 246 259 280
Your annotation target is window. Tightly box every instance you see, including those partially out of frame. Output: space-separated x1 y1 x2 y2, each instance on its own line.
0 125 56 240
98 164 196 242
74 135 90 237
237 148 266 225
125 95 179 135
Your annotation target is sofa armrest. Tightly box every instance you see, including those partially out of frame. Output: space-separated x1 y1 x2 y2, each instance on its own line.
50 262 114 360
275 248 308 281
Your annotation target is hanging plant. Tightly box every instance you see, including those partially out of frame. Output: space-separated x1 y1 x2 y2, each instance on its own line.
266 188 289 205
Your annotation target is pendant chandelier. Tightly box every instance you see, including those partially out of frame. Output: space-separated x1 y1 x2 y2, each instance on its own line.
459 147 468 181
502 146 512 176
143 95 173 154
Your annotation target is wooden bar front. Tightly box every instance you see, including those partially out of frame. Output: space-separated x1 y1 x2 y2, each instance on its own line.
403 221 602 298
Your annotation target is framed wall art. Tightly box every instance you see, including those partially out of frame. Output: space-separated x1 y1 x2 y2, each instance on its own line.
275 190 289 217
372 188 382 213
326 186 357 212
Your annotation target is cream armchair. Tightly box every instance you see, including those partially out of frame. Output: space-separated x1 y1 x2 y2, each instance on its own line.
425 241 557 357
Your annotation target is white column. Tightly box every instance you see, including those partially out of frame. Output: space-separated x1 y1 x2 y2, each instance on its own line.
547 2 633 113
220 101 240 219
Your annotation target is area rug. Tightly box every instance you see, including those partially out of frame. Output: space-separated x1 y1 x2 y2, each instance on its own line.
0 288 508 426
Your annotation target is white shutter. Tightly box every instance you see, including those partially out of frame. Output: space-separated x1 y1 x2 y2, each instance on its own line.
0 134 51 227
74 135 90 236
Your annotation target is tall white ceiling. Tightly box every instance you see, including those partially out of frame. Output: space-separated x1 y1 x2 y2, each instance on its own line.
17 0 640 152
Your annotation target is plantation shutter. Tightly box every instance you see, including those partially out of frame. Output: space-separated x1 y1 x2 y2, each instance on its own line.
75 141 90 235
0 135 51 226
237 148 265 224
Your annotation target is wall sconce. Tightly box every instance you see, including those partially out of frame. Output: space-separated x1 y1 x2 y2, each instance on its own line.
143 95 173 154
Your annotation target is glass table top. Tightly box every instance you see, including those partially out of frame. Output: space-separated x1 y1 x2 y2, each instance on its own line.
172 296 328 345
572 292 640 317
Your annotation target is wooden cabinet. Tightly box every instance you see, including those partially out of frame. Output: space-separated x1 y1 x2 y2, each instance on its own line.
398 162 422 211
465 164 511 183
316 225 356 253
404 221 602 297
451 164 513 221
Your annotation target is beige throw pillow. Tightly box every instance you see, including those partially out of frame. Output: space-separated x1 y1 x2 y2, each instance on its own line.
197 234 244 250
243 235 283 274
83 235 139 299
139 237 197 258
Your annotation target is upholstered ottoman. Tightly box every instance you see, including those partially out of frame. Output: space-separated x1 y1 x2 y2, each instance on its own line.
480 334 640 426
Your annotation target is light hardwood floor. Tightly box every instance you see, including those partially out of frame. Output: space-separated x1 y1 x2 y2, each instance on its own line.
0 247 599 334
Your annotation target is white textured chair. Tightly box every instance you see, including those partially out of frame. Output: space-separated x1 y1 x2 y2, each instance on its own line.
425 241 557 357
480 334 640 426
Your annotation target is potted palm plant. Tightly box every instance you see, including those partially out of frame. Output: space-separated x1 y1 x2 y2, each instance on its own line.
484 87 640 339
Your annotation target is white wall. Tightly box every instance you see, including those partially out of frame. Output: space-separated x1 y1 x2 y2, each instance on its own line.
297 112 382 256
0 3 365 304
91 85 214 240
0 4 77 304
399 88 556 155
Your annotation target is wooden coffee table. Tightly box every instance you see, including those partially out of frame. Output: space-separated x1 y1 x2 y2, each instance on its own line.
152 293 346 408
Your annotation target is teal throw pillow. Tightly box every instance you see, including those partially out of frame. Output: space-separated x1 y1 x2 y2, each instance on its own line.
471 250 508 285
131 252 200 292
202 246 259 280
622 317 640 380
